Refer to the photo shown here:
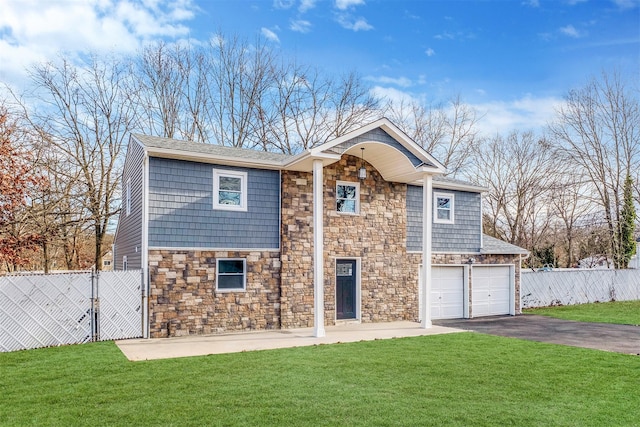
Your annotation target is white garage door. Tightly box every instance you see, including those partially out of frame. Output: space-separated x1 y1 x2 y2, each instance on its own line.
472 266 512 317
431 266 464 319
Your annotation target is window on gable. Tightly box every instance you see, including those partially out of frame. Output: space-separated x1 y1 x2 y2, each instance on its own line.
213 169 247 211
336 181 360 214
216 258 246 291
434 192 454 224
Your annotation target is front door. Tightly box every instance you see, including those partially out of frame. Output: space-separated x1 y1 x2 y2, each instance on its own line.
336 260 357 319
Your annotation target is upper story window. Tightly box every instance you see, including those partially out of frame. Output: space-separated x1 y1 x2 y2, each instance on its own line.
336 181 360 214
213 169 247 211
434 192 454 224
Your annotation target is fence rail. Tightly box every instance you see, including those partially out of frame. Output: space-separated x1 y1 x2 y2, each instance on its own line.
0 270 143 352
521 269 640 308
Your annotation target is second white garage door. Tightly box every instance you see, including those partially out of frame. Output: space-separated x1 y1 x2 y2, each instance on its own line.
472 266 512 317
431 266 465 319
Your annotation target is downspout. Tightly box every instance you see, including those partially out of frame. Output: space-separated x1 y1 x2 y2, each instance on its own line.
420 174 433 328
142 153 150 339
313 159 325 337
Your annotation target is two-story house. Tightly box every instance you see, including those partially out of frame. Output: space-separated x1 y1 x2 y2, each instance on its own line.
114 118 528 338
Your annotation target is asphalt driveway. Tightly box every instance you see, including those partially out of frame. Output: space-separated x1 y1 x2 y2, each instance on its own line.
434 315 640 355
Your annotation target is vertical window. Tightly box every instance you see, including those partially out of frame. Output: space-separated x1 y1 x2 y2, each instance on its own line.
336 181 360 214
126 178 131 216
216 259 246 291
434 192 454 224
213 169 247 211
122 255 128 271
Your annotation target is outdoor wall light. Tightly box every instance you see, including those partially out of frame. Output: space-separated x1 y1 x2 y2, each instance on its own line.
468 257 476 264
358 147 367 180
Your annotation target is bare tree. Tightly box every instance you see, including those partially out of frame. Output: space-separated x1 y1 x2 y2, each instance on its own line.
385 95 482 177
547 167 597 267
23 54 137 270
470 131 556 249
548 70 640 268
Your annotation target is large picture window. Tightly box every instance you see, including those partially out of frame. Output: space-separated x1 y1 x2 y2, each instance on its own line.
213 169 247 211
434 192 454 224
216 258 246 291
336 181 360 214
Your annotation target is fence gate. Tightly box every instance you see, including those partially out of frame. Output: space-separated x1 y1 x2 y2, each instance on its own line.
0 270 143 352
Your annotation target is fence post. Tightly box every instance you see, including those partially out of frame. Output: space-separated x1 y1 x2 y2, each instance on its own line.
90 268 101 342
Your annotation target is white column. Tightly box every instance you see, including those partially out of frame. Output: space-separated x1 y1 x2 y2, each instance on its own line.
313 159 325 337
420 174 433 328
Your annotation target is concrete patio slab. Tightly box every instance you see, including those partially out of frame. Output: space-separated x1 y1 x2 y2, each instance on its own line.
116 321 463 361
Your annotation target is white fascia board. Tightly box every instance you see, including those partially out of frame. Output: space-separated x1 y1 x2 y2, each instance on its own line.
144 146 285 170
433 180 488 193
282 150 342 171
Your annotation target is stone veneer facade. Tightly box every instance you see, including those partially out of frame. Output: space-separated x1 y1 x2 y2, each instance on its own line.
148 250 281 338
281 155 419 328
147 154 522 337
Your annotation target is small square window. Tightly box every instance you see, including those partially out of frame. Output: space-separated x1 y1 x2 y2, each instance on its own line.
213 170 247 211
434 192 454 224
216 258 246 291
336 181 360 214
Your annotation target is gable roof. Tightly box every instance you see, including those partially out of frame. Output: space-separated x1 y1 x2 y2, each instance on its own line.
132 134 290 169
130 119 485 189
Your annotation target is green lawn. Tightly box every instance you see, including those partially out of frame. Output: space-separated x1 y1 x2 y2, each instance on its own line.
1 334 639 426
523 300 640 326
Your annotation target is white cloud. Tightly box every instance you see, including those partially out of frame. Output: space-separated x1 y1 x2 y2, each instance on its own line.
336 15 373 31
261 27 281 43
0 0 195 88
273 0 295 9
290 19 312 33
366 75 413 87
470 95 563 136
611 0 640 9
559 24 584 38
335 0 366 10
299 0 317 13
425 48 435 57
370 86 418 106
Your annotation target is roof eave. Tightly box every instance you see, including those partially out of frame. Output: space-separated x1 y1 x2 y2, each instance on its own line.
143 146 285 170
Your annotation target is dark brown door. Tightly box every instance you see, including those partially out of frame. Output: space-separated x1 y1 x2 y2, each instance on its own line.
336 260 356 319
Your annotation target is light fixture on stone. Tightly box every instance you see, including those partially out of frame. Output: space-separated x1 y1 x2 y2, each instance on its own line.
358 147 367 180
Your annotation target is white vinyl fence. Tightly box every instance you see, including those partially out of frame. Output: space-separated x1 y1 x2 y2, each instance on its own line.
521 269 640 308
0 270 143 352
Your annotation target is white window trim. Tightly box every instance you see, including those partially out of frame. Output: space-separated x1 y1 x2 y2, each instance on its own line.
213 169 248 212
122 255 128 271
336 180 360 215
434 192 455 224
216 258 247 292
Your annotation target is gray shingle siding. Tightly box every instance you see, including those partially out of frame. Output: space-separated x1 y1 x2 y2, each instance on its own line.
113 139 145 270
148 157 280 249
406 185 481 252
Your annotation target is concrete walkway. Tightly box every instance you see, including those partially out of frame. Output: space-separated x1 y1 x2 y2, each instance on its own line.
435 315 640 355
116 321 463 361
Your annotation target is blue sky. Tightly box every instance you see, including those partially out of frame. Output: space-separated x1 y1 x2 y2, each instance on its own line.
1 0 638 135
